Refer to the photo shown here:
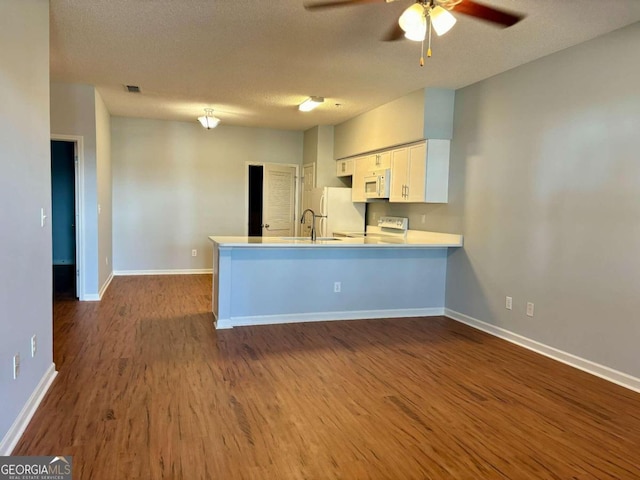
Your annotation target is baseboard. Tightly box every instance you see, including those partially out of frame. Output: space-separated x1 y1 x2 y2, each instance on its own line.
0 363 58 455
83 293 100 301
98 271 113 299
444 308 640 394
217 307 445 330
113 269 213 276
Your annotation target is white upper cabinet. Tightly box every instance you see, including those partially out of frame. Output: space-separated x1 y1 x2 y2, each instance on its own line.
390 140 450 203
336 158 354 177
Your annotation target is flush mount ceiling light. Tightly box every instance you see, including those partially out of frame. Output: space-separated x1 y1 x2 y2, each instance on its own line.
298 96 324 112
198 108 220 129
305 0 524 66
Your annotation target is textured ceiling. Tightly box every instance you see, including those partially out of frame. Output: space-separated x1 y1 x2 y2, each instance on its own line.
49 0 640 131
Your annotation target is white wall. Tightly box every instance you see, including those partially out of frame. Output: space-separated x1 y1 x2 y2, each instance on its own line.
95 90 113 290
50 83 101 296
445 23 640 378
111 117 303 272
0 0 52 451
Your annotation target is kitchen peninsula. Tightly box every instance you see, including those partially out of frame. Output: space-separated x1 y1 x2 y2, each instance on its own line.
209 229 463 329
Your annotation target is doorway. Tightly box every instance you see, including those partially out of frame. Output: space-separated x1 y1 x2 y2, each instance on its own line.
246 163 298 237
50 138 83 299
247 165 263 236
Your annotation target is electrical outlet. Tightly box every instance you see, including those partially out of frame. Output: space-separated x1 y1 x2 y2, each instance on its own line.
526 302 535 317
192 249 197 257
13 353 20 380
105 257 109 265
334 281 341 293
31 335 37 357
506 296 513 310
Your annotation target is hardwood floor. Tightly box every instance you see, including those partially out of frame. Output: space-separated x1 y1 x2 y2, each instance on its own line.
14 275 640 479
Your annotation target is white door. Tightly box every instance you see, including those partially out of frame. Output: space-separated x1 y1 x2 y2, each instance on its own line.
301 163 316 237
262 164 297 237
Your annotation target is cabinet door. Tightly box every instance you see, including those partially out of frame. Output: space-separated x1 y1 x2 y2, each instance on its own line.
406 143 427 202
336 158 353 177
389 147 408 202
377 151 391 169
351 156 367 202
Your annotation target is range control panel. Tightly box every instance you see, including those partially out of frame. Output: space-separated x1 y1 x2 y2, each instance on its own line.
377 216 408 232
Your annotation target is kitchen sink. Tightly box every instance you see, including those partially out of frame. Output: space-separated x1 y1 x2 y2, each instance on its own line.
279 237 342 241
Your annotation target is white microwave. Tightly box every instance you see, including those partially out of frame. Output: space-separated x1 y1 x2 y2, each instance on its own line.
364 169 391 199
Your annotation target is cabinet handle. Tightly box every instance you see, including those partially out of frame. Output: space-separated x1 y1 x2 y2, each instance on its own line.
341 162 346 172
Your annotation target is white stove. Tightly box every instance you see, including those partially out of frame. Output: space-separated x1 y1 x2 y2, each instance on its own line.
335 216 409 240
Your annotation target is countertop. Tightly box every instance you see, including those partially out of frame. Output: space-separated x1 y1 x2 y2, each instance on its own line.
209 230 463 248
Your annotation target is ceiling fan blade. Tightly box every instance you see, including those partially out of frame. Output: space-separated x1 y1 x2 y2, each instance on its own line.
453 0 525 28
304 0 388 10
382 22 405 41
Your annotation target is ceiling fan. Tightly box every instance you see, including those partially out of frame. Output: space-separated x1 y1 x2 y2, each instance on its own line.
304 0 525 65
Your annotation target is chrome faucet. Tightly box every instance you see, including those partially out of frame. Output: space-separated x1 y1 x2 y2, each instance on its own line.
300 208 317 241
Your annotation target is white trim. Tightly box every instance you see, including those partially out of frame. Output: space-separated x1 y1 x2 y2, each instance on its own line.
0 363 57 455
113 269 213 276
217 307 445 330
444 308 640 394
51 135 86 300
98 271 113 299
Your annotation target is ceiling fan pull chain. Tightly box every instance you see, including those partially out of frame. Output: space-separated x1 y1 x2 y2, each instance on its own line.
427 14 433 58
420 37 425 66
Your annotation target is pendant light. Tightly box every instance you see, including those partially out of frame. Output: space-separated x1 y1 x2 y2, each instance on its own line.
198 108 220 129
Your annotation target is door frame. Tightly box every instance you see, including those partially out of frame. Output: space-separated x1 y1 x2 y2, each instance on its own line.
244 162 300 236
51 134 86 300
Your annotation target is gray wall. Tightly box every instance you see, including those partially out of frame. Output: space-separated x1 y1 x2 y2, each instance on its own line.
0 0 52 448
95 91 113 290
444 23 640 377
111 117 303 272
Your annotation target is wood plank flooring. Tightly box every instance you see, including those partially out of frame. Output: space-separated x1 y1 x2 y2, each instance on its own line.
14 275 640 479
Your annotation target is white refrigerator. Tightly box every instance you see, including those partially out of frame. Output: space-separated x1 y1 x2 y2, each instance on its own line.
309 187 365 237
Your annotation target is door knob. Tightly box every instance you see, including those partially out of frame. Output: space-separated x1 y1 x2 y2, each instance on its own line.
264 224 270 229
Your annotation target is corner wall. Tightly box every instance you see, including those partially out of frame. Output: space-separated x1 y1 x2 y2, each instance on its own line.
303 125 344 188
50 83 100 297
0 0 54 452
95 90 113 291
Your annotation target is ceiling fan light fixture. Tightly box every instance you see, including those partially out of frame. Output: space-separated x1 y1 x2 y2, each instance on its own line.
403 21 427 41
198 108 220 129
399 3 425 35
299 96 324 112
399 3 427 42
430 5 457 36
